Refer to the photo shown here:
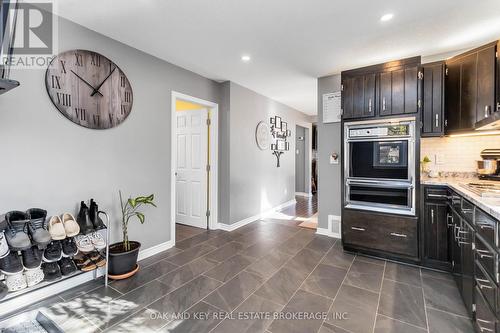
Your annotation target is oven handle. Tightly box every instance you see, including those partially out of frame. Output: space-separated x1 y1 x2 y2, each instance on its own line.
347 178 414 189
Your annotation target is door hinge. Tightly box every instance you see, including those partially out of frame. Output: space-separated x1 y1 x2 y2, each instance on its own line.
206 118 211 126
206 210 211 217
472 242 475 250
206 164 211 172
418 71 423 80
445 67 449 76
444 119 448 127
417 100 422 109
472 303 476 313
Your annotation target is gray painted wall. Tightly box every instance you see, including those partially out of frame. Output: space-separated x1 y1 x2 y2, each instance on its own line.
295 125 306 193
226 82 311 224
0 16 221 249
317 74 342 230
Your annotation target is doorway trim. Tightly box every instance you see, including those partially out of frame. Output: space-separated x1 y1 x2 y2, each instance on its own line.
295 120 313 196
171 91 219 246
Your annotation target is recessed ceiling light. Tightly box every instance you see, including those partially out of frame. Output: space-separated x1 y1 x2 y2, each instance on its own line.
380 13 394 22
241 55 251 62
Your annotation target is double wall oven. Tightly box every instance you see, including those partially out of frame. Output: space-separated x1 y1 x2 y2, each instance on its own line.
344 117 416 216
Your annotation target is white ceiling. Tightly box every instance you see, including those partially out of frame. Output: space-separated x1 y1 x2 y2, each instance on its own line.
53 0 500 115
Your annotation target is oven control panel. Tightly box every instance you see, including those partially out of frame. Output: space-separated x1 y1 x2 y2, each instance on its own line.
349 124 409 138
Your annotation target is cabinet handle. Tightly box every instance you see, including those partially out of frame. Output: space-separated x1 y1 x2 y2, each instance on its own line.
477 223 494 230
351 227 365 231
368 99 372 113
382 97 386 111
446 213 453 227
477 249 494 259
476 278 493 289
427 194 450 199
458 240 470 245
477 319 494 332
485 105 490 118
435 114 439 128
497 102 500 112
431 208 434 225
390 232 407 238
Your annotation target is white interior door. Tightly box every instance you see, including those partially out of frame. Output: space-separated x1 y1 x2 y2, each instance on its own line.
175 109 208 229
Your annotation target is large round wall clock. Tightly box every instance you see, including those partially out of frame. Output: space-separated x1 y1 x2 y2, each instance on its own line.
45 49 133 129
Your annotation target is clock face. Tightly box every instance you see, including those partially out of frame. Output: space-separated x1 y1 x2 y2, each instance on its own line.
45 49 133 129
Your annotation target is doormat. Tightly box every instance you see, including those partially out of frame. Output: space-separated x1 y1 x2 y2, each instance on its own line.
298 213 318 230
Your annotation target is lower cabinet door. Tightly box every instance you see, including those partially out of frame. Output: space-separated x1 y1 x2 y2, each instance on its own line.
474 286 497 333
460 221 474 317
424 203 449 264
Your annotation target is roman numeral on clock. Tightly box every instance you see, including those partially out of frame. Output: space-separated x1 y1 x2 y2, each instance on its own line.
60 60 67 74
124 91 131 103
75 53 83 66
108 113 114 125
121 104 126 115
120 76 126 87
51 75 61 89
56 93 72 107
75 108 86 121
90 53 101 67
93 114 100 126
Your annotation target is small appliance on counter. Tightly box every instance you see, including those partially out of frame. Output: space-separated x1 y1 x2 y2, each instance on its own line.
477 149 500 181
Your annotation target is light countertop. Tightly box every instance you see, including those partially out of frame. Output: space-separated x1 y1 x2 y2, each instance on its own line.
421 176 500 220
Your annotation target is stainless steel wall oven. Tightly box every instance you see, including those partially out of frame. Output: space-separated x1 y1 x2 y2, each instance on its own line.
344 117 416 215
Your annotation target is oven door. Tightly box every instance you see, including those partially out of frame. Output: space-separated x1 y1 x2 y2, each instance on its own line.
347 139 411 180
345 179 415 215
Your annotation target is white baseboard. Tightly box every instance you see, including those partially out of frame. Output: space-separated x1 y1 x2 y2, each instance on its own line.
295 192 313 197
0 240 175 318
316 215 342 239
218 199 296 232
138 240 174 261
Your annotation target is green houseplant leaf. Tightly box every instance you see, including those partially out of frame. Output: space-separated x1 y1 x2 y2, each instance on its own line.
135 212 145 224
120 191 156 251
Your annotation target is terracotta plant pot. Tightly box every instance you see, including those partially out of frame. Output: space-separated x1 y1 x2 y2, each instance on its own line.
108 241 141 278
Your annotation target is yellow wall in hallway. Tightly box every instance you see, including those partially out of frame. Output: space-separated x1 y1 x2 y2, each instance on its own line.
176 99 205 111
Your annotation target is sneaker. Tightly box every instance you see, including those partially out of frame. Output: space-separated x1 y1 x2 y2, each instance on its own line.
89 199 106 230
26 208 52 249
0 252 23 275
5 271 27 291
48 216 66 240
0 281 7 300
42 262 62 281
21 246 42 270
25 267 44 287
0 230 10 259
5 211 31 251
77 201 95 235
88 232 106 250
61 213 80 237
43 241 62 262
58 257 77 276
73 253 97 272
74 234 94 253
62 238 78 257
88 251 106 267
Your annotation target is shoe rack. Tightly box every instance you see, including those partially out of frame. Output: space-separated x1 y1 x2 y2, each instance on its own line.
0 212 111 318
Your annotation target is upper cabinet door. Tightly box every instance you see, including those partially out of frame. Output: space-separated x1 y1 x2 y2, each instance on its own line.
445 60 462 132
342 77 354 119
422 62 445 136
363 73 376 117
404 66 419 114
460 53 478 131
353 75 365 118
497 41 500 114
379 71 392 116
476 45 496 122
392 69 405 115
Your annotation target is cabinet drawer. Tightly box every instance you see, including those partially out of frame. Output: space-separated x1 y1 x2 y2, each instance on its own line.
475 234 497 283
475 207 498 248
475 260 497 316
424 186 448 203
475 286 497 333
343 210 418 257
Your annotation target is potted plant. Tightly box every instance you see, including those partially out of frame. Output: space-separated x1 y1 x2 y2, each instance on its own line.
108 191 156 279
421 155 432 174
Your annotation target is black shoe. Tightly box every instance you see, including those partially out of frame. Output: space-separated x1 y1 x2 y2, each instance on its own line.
21 246 42 270
0 252 23 275
42 262 62 281
62 238 78 257
77 201 94 235
43 241 62 262
89 199 106 230
58 257 77 276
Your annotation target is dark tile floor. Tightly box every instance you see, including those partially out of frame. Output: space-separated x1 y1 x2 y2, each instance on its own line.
8 196 473 332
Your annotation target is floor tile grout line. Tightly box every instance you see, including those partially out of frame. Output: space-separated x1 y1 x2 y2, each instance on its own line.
318 249 357 333
424 304 472 320
420 267 431 332
268 240 337 333
206 224 323 333
382 276 423 288
372 260 386 333
78 312 104 332
376 313 428 331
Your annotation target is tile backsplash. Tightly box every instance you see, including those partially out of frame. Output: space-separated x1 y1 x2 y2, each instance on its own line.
421 135 500 172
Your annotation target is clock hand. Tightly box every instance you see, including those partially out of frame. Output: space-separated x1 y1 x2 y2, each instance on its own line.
90 66 117 97
70 70 104 97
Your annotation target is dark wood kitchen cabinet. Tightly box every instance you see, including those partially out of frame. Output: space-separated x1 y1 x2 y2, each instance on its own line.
460 220 474 317
445 42 497 133
497 40 500 115
342 56 421 120
421 61 445 137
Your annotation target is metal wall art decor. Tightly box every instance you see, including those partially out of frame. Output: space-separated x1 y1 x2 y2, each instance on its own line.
255 121 270 150
270 115 291 167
